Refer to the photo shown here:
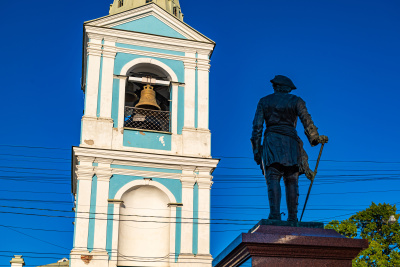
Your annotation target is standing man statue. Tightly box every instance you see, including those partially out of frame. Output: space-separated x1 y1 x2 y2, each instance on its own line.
251 75 328 222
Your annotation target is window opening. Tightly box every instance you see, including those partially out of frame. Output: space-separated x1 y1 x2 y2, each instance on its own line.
124 71 171 133
146 0 153 3
173 7 178 16
118 0 124 7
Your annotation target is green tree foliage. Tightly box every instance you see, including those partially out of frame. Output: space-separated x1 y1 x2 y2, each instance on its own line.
325 203 400 266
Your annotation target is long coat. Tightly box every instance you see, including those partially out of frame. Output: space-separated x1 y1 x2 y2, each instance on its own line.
251 92 319 174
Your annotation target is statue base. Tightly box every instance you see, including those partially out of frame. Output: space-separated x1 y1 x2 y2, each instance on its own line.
213 220 368 267
249 219 324 232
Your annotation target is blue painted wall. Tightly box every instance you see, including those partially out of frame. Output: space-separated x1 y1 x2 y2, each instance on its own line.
113 16 187 39
193 183 199 255
177 86 185 134
111 78 120 128
116 43 185 56
96 53 104 117
123 129 172 151
87 175 98 251
111 164 181 174
175 207 182 262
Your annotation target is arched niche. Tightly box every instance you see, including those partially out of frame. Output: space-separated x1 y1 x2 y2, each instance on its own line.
118 58 179 134
110 179 177 266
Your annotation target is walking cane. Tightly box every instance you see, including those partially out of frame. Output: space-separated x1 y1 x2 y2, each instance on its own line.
299 142 326 222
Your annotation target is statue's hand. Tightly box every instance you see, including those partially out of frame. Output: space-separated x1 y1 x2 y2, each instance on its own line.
305 169 316 181
318 135 329 144
254 153 262 165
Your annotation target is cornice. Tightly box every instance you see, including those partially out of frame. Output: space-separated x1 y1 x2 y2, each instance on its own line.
113 36 211 56
116 46 185 62
84 25 215 52
111 168 181 179
73 147 219 169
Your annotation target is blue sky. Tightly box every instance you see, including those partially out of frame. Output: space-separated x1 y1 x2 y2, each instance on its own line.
0 0 399 265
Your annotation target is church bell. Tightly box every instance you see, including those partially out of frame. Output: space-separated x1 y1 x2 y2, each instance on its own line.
135 84 161 110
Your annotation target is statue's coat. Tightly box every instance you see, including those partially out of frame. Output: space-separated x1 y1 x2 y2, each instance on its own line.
251 92 319 174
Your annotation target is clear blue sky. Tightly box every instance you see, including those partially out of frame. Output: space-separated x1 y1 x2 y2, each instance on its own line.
1 0 400 265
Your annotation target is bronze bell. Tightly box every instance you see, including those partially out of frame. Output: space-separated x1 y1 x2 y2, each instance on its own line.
135 84 161 110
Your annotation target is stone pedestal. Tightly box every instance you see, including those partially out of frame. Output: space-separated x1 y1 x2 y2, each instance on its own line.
213 221 368 267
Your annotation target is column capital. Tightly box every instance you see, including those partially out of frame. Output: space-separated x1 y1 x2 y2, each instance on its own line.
196 167 213 176
183 61 197 70
87 47 102 57
96 172 113 182
102 45 117 59
197 63 211 72
76 166 95 181
197 180 213 190
181 178 196 189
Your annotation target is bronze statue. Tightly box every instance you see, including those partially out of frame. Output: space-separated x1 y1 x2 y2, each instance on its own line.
251 75 328 222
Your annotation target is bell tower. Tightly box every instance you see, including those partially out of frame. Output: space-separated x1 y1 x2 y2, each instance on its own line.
70 1 218 267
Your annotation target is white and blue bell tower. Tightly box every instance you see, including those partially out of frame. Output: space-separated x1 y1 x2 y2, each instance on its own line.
70 1 218 267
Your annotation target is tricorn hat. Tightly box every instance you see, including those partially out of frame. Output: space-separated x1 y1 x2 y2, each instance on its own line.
270 75 297 89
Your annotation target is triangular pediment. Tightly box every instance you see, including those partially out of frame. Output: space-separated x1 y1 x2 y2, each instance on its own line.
85 3 213 43
112 15 187 39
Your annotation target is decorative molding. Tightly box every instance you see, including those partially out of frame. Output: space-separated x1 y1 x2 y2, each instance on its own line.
85 3 212 43
197 180 213 190
116 46 186 62
114 179 177 202
96 172 113 181
73 147 219 168
85 25 215 53
183 61 197 70
181 178 196 189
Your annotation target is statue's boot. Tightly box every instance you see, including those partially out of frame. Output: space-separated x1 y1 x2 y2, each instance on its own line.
284 171 299 222
266 167 283 220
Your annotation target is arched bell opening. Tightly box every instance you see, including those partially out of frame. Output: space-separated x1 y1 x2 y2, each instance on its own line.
124 63 172 133
117 185 171 266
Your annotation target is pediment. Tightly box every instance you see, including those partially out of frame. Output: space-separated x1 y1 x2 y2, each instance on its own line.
85 3 213 43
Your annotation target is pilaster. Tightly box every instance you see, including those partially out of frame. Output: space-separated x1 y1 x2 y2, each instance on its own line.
73 158 95 251
85 38 102 117
180 166 196 255
99 39 117 119
183 54 197 128
92 160 113 252
196 167 213 256
197 55 211 130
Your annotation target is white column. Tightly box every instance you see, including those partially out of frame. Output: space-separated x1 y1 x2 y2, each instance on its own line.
180 167 195 255
99 40 116 119
196 168 213 256
85 38 102 118
168 204 177 264
171 84 179 134
92 166 112 253
10 256 24 267
197 56 210 130
110 201 123 263
73 159 95 251
183 55 197 128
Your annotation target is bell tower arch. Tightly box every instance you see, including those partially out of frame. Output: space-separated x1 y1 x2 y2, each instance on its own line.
70 1 218 267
